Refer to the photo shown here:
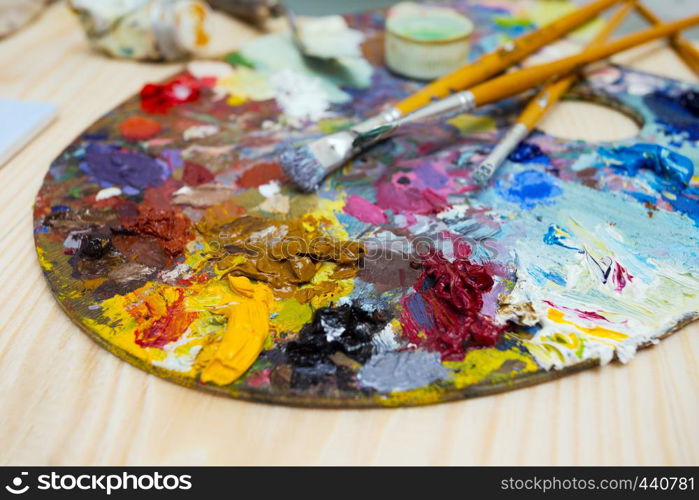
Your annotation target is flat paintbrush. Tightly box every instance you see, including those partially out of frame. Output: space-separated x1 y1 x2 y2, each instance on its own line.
284 13 699 191
473 1 634 186
279 0 624 191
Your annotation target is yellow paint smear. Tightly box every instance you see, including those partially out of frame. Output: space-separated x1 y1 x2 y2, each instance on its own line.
447 113 497 135
446 346 539 389
547 308 627 343
200 275 275 385
217 67 275 106
36 247 53 271
271 297 313 337
375 385 444 407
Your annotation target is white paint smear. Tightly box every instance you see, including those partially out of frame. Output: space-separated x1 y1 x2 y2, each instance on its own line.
270 69 331 126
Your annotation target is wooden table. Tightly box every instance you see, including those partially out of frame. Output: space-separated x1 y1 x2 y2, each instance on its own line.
1 1 697 465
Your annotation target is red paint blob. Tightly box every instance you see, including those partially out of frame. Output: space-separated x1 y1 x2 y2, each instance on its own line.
183 161 215 186
143 178 184 209
120 206 194 258
140 75 201 114
118 116 162 141
237 162 285 188
401 248 504 361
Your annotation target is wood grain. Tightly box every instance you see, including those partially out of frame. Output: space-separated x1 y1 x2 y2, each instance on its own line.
0 1 697 465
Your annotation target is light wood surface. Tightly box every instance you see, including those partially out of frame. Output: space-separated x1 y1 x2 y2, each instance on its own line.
0 1 697 466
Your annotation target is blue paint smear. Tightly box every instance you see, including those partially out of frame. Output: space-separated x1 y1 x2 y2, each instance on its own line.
666 192 699 225
543 224 579 250
625 189 699 225
508 141 550 165
600 143 694 188
405 292 435 331
601 141 699 225
497 169 562 209
624 190 657 205
529 266 567 287
644 89 699 141
81 132 108 141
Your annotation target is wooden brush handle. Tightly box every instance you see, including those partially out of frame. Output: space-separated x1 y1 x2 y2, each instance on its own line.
635 1 699 75
517 1 635 129
393 0 623 114
471 14 699 107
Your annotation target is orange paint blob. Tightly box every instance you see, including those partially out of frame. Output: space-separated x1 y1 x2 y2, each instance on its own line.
118 116 163 141
128 287 198 348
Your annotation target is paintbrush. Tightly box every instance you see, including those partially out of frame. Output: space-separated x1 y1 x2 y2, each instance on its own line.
465 15 699 110
473 1 635 186
474 0 699 186
279 0 625 191
390 14 699 135
284 13 699 191
634 2 699 75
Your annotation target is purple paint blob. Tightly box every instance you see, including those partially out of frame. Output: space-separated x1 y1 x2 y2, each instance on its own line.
375 161 454 215
401 292 435 332
159 148 184 172
81 144 168 193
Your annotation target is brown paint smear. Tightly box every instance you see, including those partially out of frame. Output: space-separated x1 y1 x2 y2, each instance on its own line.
198 212 364 300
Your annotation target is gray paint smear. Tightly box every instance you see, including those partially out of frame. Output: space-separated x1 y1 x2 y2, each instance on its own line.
358 350 449 393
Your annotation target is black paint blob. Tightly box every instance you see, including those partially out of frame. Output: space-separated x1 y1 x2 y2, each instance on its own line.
678 89 699 117
78 232 113 259
285 301 391 390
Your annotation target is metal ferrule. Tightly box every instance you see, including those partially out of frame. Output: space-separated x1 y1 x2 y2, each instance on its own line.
305 93 474 179
472 123 529 186
353 107 403 134
396 91 475 125
305 107 403 175
348 92 476 155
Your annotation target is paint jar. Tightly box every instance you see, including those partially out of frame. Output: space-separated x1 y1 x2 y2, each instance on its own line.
70 0 211 61
385 2 473 80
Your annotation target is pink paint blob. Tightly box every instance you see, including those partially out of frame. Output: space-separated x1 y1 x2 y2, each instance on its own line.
374 161 455 215
344 195 387 224
245 368 271 387
610 261 634 292
543 300 611 323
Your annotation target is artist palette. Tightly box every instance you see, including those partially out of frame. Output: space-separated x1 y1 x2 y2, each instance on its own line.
34 0 699 407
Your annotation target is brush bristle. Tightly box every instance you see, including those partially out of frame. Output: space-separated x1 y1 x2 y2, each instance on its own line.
279 145 327 192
